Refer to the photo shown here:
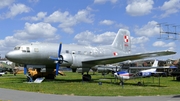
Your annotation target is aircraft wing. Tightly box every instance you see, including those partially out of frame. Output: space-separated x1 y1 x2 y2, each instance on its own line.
82 50 176 65
128 66 172 69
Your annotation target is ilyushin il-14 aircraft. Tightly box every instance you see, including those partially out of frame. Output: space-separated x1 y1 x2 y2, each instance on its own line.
5 29 176 81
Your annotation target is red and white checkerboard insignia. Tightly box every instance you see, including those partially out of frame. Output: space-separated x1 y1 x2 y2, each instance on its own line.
113 52 118 56
124 35 128 43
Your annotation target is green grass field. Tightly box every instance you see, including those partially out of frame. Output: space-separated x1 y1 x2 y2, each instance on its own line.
0 71 180 96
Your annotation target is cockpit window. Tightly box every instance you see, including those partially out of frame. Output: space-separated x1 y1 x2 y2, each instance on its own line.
14 47 20 50
20 47 30 53
27 47 30 52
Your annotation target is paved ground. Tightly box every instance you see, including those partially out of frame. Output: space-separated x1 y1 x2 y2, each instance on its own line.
0 88 180 101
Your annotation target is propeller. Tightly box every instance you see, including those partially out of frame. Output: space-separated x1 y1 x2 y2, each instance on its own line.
49 43 63 75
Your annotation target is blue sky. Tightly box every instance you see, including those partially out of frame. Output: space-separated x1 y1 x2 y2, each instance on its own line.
0 0 180 60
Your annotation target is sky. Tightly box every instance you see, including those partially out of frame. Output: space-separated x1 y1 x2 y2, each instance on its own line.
0 0 180 60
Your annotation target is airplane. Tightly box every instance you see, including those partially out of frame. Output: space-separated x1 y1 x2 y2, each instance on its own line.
77 64 121 75
114 59 166 84
93 64 121 74
5 29 176 81
139 59 159 77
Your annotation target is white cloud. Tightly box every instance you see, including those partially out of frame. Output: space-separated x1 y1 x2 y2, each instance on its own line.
126 0 154 16
99 20 114 25
94 0 118 4
0 36 29 57
28 0 39 3
0 0 14 9
22 12 47 21
130 36 149 54
131 36 149 44
14 22 57 40
74 30 116 45
45 8 93 34
134 21 159 37
0 36 28 47
1 3 31 19
153 41 175 47
0 22 59 57
159 0 180 18
152 41 176 51
115 23 129 30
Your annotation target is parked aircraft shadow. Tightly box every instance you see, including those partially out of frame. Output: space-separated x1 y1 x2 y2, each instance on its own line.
44 77 101 83
172 95 180 98
112 82 168 87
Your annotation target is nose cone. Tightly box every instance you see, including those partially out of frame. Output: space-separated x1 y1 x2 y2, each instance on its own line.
6 51 14 60
5 51 21 62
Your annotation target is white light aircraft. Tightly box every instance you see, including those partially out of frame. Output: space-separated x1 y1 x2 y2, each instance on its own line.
5 29 176 81
114 59 166 84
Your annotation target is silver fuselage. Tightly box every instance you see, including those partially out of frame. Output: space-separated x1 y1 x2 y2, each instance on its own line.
6 43 128 70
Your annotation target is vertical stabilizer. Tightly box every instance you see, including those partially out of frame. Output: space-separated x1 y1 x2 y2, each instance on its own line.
111 29 131 52
140 60 158 76
152 59 158 67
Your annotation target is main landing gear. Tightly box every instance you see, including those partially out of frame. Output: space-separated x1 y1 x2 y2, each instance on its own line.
82 72 91 81
27 68 56 81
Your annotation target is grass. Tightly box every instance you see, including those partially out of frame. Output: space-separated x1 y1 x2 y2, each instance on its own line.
0 71 180 96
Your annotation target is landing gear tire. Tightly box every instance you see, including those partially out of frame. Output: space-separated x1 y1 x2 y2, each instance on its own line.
82 74 91 81
119 81 124 85
137 82 142 86
72 68 77 73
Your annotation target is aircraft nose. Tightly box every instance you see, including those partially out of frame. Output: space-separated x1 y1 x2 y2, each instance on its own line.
5 51 14 60
5 51 20 62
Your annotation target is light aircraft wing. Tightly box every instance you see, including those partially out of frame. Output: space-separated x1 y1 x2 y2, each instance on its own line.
128 66 172 69
82 50 176 65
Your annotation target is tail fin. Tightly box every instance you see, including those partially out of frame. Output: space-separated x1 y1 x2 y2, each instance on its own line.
152 60 158 67
111 29 131 52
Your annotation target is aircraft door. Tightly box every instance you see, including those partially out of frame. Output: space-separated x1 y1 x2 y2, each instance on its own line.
71 54 82 68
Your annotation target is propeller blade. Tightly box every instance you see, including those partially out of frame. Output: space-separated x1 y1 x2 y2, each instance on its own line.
24 65 27 75
56 63 59 75
56 43 62 75
58 43 62 57
49 56 58 61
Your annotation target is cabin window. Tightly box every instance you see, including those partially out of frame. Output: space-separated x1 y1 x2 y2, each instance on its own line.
84 51 87 55
66 50 69 53
90 51 93 55
21 47 26 52
72 51 75 54
34 48 39 52
78 51 81 54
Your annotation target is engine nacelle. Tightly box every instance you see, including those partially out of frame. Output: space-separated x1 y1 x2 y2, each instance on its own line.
61 53 93 68
62 53 95 69
61 53 73 66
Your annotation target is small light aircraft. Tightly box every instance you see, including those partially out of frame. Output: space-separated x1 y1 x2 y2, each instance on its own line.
5 29 176 81
114 60 166 84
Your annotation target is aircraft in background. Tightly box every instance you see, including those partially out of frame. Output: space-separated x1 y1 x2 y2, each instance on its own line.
5 29 176 81
93 64 121 74
114 59 165 84
139 59 159 77
0 72 5 76
77 64 121 75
